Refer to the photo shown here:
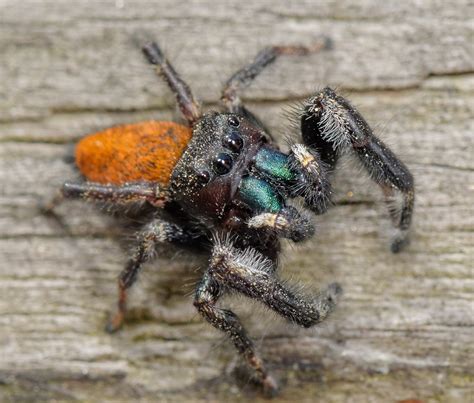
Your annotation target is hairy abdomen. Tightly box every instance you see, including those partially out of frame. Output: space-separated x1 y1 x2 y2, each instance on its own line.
75 121 192 185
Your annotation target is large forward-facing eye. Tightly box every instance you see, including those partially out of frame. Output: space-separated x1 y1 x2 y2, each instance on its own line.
223 131 243 153
212 153 233 175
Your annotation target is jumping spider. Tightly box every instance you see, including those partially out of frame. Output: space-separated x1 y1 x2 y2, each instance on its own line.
45 38 414 396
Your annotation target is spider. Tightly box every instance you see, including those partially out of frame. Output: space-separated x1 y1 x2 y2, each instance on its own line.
44 38 414 397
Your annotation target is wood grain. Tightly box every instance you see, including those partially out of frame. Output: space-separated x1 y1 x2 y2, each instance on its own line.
1 1 473 402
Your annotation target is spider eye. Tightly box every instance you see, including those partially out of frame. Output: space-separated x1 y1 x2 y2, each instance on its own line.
228 115 240 127
223 131 243 153
196 170 211 185
212 153 233 175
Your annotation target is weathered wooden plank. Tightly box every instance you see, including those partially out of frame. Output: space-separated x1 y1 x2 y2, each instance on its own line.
0 1 473 402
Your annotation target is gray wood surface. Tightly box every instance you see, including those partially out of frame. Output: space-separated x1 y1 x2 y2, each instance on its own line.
1 1 473 402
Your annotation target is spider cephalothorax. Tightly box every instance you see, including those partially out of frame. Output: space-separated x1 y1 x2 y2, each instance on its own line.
170 112 269 221
44 38 414 397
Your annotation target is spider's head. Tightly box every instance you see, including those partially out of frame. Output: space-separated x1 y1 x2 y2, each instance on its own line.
169 112 268 221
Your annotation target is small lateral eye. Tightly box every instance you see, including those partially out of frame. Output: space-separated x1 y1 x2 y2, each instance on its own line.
196 170 211 185
212 153 233 175
223 131 243 153
228 115 240 127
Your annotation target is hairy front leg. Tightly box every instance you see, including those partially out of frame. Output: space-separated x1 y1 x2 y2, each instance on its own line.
301 87 415 252
195 238 341 394
210 239 342 327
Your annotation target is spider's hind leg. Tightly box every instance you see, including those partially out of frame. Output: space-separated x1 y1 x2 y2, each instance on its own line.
301 88 415 252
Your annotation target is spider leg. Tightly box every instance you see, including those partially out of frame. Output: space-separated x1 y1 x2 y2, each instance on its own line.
60 181 169 207
40 181 169 232
301 87 415 252
142 42 201 125
107 218 198 333
41 181 190 331
210 239 341 327
194 273 278 397
221 38 331 115
221 38 331 135
195 238 341 395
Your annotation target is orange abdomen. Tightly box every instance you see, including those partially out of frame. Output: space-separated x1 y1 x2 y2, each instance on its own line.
75 121 192 185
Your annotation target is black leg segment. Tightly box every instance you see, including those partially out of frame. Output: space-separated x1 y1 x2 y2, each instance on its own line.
209 239 341 327
142 42 201 125
194 272 278 397
61 181 170 207
221 38 332 115
106 218 198 333
40 181 170 230
301 88 415 252
195 237 341 395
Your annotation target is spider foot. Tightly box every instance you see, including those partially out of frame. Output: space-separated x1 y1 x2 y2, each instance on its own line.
261 374 279 398
105 311 124 334
391 230 410 253
325 282 343 300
